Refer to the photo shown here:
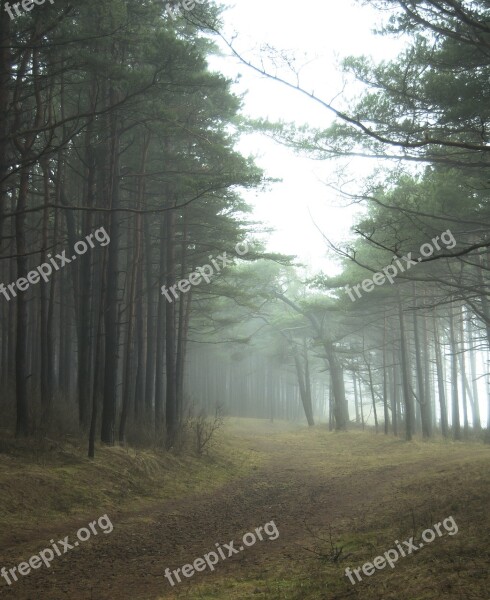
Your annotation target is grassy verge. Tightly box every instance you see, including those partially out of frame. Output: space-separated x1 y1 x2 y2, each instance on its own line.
162 425 489 600
0 424 261 540
1 421 488 599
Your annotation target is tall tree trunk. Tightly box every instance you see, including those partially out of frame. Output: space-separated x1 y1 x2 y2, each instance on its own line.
175 207 189 423
423 308 433 434
101 106 121 445
397 291 414 441
468 318 482 432
13 42 42 437
155 216 166 435
88 245 107 458
144 216 157 420
133 135 150 422
433 309 449 437
0 8 11 261
324 340 347 430
328 378 334 431
390 360 398 437
367 362 378 433
459 310 469 437
14 166 30 436
293 349 314 426
165 207 178 446
304 344 314 426
177 289 192 417
119 202 142 443
477 251 490 443
78 117 96 429
353 371 360 424
412 285 430 438
40 157 57 426
134 266 146 420
7 197 16 382
358 374 365 430
448 303 461 440
391 321 399 437
383 314 389 435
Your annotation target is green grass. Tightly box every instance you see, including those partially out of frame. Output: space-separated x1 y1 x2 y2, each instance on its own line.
1 420 488 599
0 425 262 538
160 423 490 600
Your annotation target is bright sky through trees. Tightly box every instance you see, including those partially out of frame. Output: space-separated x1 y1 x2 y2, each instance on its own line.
210 0 407 271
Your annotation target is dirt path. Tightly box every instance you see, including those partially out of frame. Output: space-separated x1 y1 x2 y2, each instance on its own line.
0 428 482 600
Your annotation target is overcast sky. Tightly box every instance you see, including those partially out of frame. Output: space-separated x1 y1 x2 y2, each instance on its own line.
208 0 406 274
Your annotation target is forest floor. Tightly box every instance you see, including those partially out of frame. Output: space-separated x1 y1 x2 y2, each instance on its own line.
0 419 488 600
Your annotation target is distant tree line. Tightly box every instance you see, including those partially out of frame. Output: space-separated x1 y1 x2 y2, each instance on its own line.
213 0 490 441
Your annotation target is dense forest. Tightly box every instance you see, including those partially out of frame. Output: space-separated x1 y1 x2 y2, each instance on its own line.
0 2 489 599
1 0 489 448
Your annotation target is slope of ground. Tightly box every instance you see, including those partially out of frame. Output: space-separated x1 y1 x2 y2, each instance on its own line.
0 420 488 599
